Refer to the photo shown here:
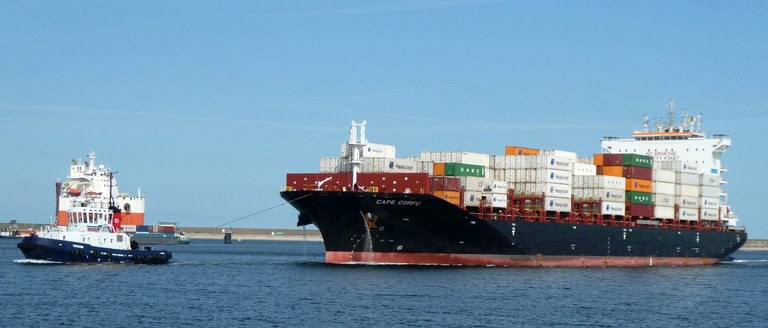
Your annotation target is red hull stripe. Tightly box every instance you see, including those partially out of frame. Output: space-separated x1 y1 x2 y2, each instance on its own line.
326 251 721 267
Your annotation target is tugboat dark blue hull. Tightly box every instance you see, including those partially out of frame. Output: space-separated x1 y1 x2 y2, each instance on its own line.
17 236 172 264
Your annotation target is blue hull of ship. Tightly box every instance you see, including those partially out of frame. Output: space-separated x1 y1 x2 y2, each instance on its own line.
17 236 172 264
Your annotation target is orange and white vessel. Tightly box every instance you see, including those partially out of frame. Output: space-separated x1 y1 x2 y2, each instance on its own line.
56 151 145 226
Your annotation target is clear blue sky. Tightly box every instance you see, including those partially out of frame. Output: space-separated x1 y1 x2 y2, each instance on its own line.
1 1 766 237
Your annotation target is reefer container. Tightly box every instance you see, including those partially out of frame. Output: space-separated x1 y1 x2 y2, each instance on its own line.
602 202 625 216
626 178 653 193
628 204 653 217
626 191 653 205
622 154 653 168
505 146 540 156
544 196 572 212
654 206 675 219
653 181 675 195
433 191 461 206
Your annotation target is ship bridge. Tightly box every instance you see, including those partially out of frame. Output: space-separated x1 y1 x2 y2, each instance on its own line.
600 100 738 228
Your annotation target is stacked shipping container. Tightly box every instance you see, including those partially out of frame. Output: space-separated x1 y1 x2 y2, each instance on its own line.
594 153 654 217
305 139 726 226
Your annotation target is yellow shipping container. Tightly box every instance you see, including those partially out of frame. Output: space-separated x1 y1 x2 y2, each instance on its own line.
600 166 623 177
433 162 445 176
504 146 540 156
626 178 653 193
433 191 461 206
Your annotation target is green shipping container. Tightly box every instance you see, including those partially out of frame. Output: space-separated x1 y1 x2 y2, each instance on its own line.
445 163 485 177
622 154 653 168
626 191 653 205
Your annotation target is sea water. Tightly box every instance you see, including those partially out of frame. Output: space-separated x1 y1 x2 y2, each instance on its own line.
2 238 766 327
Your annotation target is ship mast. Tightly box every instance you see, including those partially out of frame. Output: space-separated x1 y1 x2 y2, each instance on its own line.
348 120 367 190
666 99 675 131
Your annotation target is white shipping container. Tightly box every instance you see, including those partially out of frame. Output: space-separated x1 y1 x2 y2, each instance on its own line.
652 169 676 183
341 142 396 158
460 176 488 192
677 196 699 208
544 196 572 212
541 149 578 160
585 175 626 190
653 193 675 207
700 174 720 187
420 151 490 167
577 157 594 165
533 169 573 185
676 172 699 186
320 157 343 173
700 197 720 209
653 181 675 195
573 163 597 176
361 157 419 173
484 180 508 194
679 209 699 221
537 155 574 171
602 188 626 202
654 206 675 219
658 161 699 174
515 169 526 181
602 201 625 216
701 209 719 221
383 158 418 173
493 169 506 181
700 185 721 198
545 183 572 198
464 191 482 207
676 184 699 197
418 161 433 175
483 193 508 208
122 225 137 233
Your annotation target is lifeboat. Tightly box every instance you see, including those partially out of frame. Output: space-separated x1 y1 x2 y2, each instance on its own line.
87 191 103 197
68 188 81 196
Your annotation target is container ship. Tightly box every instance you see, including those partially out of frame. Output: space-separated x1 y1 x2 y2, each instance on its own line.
57 151 145 226
55 152 189 244
280 101 747 266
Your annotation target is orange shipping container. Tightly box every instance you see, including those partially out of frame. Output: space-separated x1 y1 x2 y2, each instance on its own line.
433 163 445 176
626 178 653 193
505 146 540 156
593 154 604 167
599 166 623 177
433 191 461 206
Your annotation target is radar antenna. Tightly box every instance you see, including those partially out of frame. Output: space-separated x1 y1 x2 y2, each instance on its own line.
666 100 675 131
642 114 649 132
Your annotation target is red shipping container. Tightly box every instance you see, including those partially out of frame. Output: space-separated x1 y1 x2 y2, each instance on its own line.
601 154 624 166
430 177 462 192
357 173 430 194
286 173 351 191
158 226 175 233
628 204 653 218
622 166 652 180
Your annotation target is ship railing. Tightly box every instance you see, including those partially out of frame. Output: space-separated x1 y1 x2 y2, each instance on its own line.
712 134 731 140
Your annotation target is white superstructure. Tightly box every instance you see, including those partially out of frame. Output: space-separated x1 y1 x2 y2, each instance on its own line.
600 100 738 227
39 206 132 250
56 151 145 226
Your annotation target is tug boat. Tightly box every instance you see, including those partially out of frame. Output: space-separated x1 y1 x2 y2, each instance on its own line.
17 173 172 264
